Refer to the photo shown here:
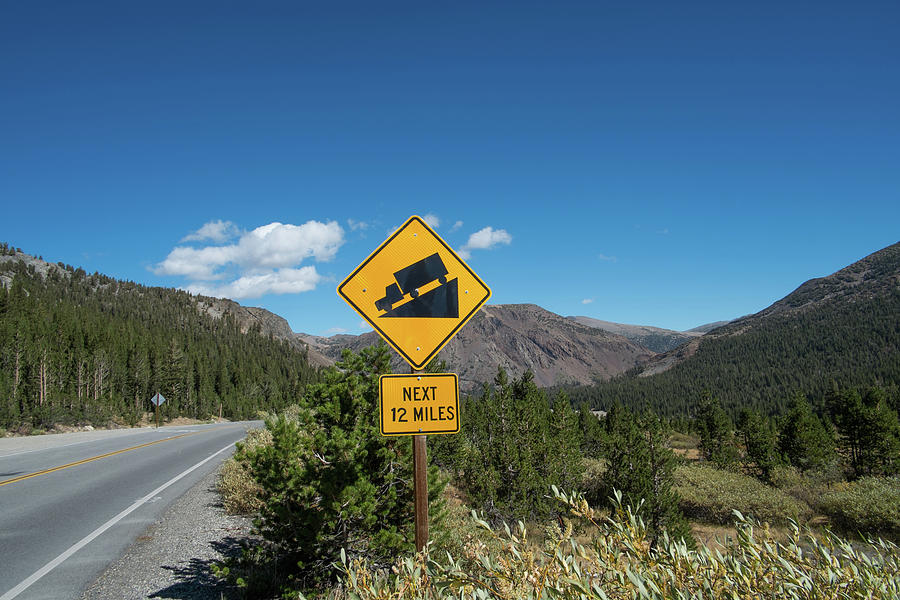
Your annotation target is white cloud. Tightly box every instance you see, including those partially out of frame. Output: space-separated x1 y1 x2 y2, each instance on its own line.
582 298 595 304
422 213 440 229
347 218 369 231
598 254 618 262
156 220 344 299
186 267 322 299
181 220 239 243
450 220 463 233
325 326 348 335
359 321 372 331
153 245 237 280
458 226 512 259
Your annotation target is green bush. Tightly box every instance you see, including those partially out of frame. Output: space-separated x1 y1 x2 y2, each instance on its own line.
338 488 900 599
236 346 445 590
819 476 900 540
668 431 698 451
674 463 809 525
769 464 844 509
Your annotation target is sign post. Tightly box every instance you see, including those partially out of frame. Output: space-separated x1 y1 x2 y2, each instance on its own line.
413 428 428 551
338 215 490 552
150 392 166 429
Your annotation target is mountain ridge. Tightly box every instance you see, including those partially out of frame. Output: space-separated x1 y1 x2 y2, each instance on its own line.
566 316 702 353
566 241 900 417
299 303 655 391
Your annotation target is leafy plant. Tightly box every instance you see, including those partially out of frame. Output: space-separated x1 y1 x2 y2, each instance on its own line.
338 488 900 599
674 462 809 525
819 476 900 540
236 345 446 589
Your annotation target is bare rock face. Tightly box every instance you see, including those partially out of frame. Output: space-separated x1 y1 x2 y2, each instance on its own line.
439 304 653 390
300 304 653 392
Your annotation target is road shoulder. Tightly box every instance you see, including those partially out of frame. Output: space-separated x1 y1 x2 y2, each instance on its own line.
81 464 253 600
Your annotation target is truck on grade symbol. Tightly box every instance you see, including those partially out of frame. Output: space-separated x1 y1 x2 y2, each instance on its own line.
375 252 449 312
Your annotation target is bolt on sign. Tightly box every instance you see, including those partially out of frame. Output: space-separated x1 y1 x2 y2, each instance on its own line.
337 215 492 370
379 373 459 436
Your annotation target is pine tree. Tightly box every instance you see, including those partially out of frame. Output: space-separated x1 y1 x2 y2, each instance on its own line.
458 368 584 522
737 408 780 481
600 404 693 547
778 392 836 472
696 392 740 468
829 385 900 477
243 345 444 584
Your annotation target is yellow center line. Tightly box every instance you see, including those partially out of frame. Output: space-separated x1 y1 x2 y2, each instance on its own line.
0 431 204 487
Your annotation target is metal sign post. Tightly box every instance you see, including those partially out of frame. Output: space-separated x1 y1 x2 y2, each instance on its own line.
150 392 166 429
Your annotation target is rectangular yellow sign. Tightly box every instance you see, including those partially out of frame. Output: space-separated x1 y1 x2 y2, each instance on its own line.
379 373 459 436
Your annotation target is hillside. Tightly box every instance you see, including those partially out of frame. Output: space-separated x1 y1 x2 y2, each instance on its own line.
301 304 653 391
565 242 900 417
0 244 319 429
567 316 701 353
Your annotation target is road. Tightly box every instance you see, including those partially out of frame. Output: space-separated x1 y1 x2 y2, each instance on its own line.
0 421 259 600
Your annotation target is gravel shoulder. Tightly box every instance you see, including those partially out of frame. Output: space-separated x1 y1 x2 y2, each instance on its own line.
81 464 253 600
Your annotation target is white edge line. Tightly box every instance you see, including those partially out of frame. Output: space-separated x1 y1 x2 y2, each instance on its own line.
0 441 236 600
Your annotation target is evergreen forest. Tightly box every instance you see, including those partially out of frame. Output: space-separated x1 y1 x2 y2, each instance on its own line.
0 243 318 430
562 285 900 419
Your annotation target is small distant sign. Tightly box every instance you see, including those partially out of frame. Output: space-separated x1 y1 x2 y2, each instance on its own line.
379 373 459 436
150 393 166 407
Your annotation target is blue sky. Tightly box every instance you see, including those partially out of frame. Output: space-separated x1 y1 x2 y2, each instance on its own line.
2 1 898 336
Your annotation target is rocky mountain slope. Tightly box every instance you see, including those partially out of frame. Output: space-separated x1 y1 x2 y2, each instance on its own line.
300 304 654 391
195 297 332 367
686 321 731 334
567 316 701 353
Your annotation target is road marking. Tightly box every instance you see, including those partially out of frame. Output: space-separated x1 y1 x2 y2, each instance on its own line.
0 432 201 487
0 440 237 600
0 424 222 459
0 436 118 459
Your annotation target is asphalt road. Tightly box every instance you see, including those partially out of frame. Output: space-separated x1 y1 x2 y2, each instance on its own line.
0 422 259 600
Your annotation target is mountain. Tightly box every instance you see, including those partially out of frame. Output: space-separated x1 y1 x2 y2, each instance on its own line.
686 321 731 334
300 304 654 391
566 242 900 417
195 297 332 368
0 244 319 429
567 316 701 353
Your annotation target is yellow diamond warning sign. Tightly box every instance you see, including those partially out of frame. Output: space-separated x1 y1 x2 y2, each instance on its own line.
338 215 491 370
380 373 459 436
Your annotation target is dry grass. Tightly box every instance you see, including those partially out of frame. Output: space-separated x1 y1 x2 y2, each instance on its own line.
218 427 272 515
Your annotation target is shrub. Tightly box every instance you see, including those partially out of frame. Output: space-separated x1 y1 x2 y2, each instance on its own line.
668 431 698 451
239 346 445 589
674 463 809 525
818 476 900 540
338 488 900 599
769 464 844 509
